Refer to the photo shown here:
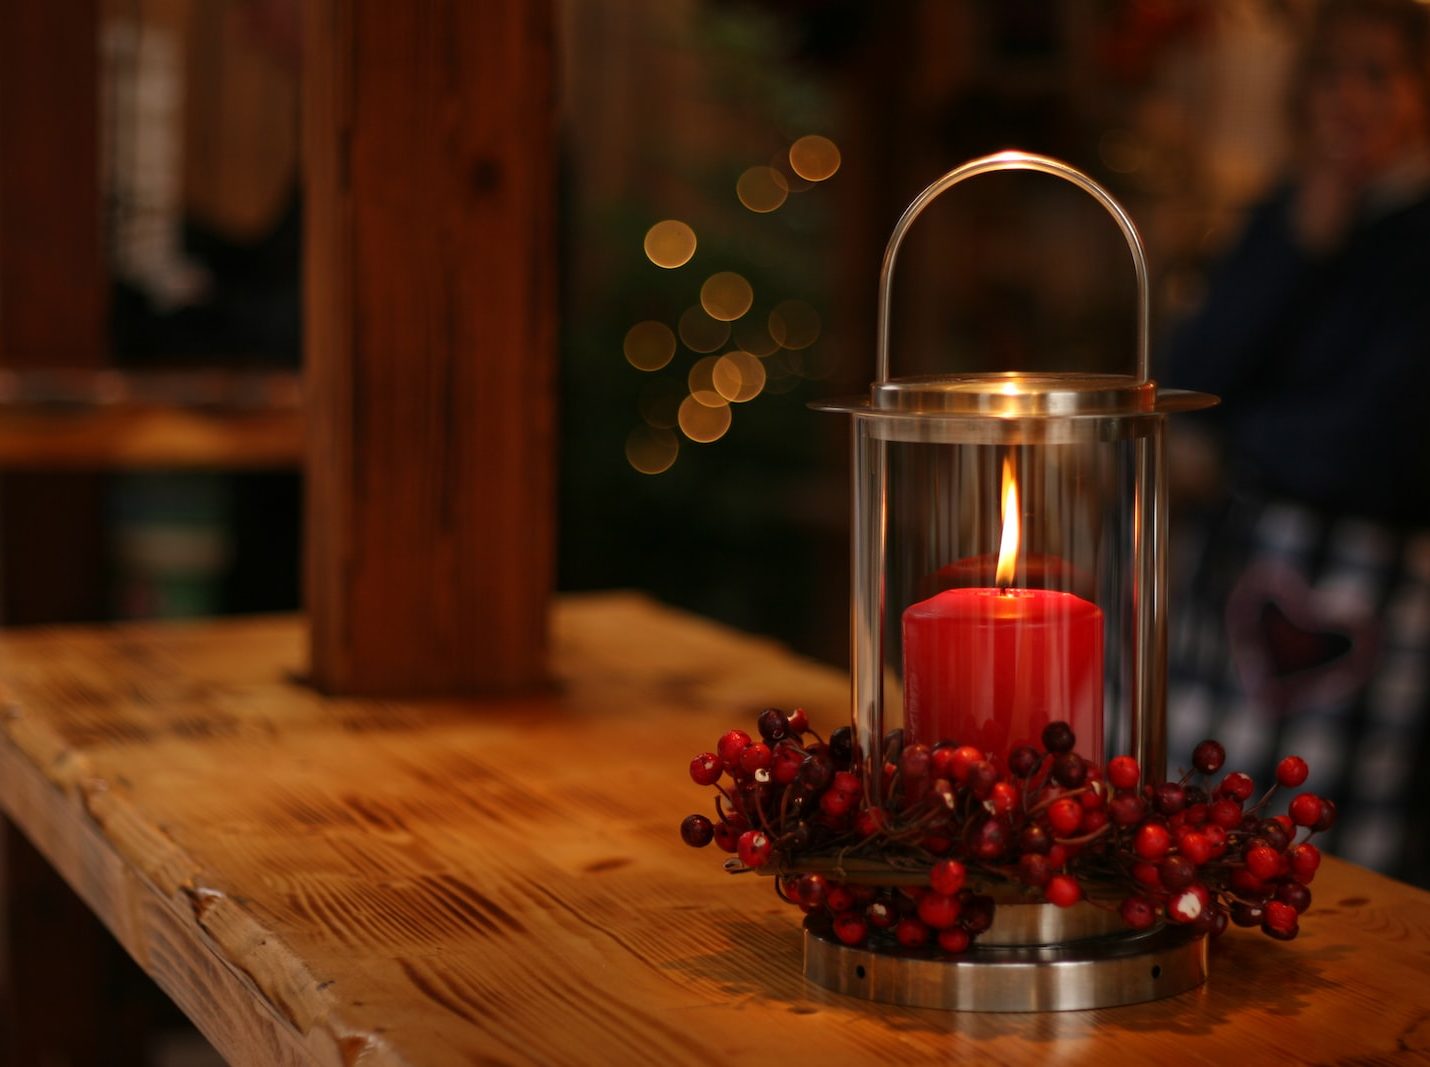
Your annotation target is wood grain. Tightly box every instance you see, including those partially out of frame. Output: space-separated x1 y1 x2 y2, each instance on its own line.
0 595 1426 1065
302 0 556 696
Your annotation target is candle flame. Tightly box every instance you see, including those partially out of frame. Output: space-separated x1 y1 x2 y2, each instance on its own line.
996 457 1019 589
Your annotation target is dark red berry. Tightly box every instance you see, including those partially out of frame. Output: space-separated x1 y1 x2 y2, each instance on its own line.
833 913 867 946
1258 819 1291 852
797 754 834 791
1230 900 1265 927
786 707 810 734
1192 739 1226 775
824 884 855 914
969 817 1010 861
1209 798 1243 830
1208 906 1230 939
1109 793 1146 826
1019 824 1052 855
1008 745 1041 778
832 770 861 797
895 917 930 948
1120 895 1157 930
756 708 789 743
819 789 852 817
917 892 961 929
796 874 828 911
1275 755 1309 788
1107 755 1141 790
1312 797 1338 833
1289 793 1324 828
854 806 889 838
1045 873 1083 907
937 927 971 954
1052 753 1087 788
959 895 995 934
717 730 752 768
829 726 854 768
1160 855 1196 890
1154 782 1187 816
930 859 967 896
681 814 714 847
1080 808 1109 835
689 752 723 786
899 743 931 781
1042 721 1076 754
967 760 999 797
1019 853 1052 887
1276 881 1312 914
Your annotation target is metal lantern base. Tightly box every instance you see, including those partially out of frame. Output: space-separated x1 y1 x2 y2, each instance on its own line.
804 916 1208 1012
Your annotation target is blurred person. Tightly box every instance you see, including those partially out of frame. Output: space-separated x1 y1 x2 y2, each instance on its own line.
1165 0 1430 887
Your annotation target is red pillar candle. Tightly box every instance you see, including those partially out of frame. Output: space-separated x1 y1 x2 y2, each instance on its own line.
901 587 1103 762
900 457 1104 763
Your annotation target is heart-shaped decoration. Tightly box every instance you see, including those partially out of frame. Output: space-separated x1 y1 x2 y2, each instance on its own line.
1225 561 1380 714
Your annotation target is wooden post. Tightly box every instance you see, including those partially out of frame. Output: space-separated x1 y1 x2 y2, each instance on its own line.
0 0 108 624
303 1 556 695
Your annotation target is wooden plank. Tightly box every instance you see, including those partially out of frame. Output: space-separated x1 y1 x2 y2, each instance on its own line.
0 595 1426 1065
0 408 301 470
302 0 556 696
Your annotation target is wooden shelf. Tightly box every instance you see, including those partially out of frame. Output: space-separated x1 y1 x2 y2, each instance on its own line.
0 593 1425 1065
0 369 301 469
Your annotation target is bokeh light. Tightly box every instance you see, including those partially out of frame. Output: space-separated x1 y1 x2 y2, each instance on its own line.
626 426 679 474
688 355 725 407
768 299 821 349
678 394 732 443
623 320 677 371
733 316 779 357
789 135 841 182
763 351 802 395
713 351 766 403
700 272 754 322
639 378 683 429
736 165 789 213
678 305 731 353
643 219 697 268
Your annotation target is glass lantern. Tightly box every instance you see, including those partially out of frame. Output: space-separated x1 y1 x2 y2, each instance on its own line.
808 151 1217 1011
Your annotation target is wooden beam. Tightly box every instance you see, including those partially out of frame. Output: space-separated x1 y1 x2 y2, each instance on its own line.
303 0 556 695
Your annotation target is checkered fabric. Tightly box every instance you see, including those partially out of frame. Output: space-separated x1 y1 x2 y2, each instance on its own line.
1167 493 1430 889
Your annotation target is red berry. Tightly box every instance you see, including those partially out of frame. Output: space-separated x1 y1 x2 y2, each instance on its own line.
824 885 855 914
1049 797 1083 836
895 917 930 948
917 892 962 929
1289 792 1325 828
1275 881 1312 914
796 874 828 911
866 899 897 929
1079 786 1106 811
1167 883 1210 924
713 816 747 853
1109 794 1146 826
1230 867 1270 899
819 789 852 817
1107 755 1140 790
832 770 861 797
1245 845 1281 881
1134 823 1172 860
949 745 984 783
717 730 752 767
1276 756 1309 789
1051 753 1087 788
1046 844 1070 869
1313 798 1338 833
689 752 723 786
1154 782 1187 816
833 913 867 946
1045 873 1083 907
1132 862 1163 889
1202 824 1228 859
1218 772 1255 801
900 743 932 781
989 780 1019 815
854 806 889 838
786 707 809 734
1160 855 1196 890
1263 900 1298 935
680 814 714 847
737 830 772 868
1288 842 1322 883
1019 853 1052 887
937 927 971 954
1209 798 1243 830
1192 739 1226 775
739 743 772 774
772 744 803 785
1231 900 1265 927
1080 808 1109 835
967 760 1000 797
1179 830 1213 866
930 859 967 896
1120 895 1157 930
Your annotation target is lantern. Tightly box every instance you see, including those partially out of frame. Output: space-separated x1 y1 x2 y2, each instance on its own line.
807 151 1218 1010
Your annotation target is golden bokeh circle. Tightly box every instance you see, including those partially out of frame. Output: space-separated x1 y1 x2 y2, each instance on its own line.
678 394 732 443
736 165 790 213
733 316 779 357
678 306 731 353
789 135 841 181
713 351 766 403
688 355 725 408
643 219 697 269
623 320 677 371
700 272 754 322
625 426 679 474
768 299 821 349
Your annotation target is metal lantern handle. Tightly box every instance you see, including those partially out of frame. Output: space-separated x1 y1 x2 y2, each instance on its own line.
875 150 1150 384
